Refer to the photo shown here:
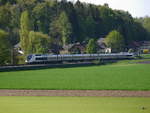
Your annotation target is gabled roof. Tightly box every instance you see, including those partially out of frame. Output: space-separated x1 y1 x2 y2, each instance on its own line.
14 43 21 48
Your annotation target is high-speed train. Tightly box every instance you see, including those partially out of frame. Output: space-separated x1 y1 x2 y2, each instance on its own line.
26 53 135 64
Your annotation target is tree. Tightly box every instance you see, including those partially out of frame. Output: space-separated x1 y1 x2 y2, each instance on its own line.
20 10 32 54
86 39 97 53
0 4 11 30
59 11 72 46
28 31 50 54
142 17 150 40
105 30 125 53
99 5 116 34
32 2 52 34
0 0 149 59
9 4 21 45
16 0 37 11
0 0 16 5
84 15 96 39
49 11 72 46
134 17 150 40
0 29 10 65
49 17 62 46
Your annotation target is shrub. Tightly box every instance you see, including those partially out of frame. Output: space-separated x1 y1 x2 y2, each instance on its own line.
128 49 134 53
143 49 149 54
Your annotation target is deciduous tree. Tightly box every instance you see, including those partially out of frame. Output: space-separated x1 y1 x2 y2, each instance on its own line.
28 31 50 54
105 30 125 53
20 10 32 54
0 29 10 65
49 11 72 46
59 11 72 46
86 38 97 53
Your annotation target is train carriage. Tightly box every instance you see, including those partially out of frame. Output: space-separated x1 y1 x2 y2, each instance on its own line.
26 53 135 64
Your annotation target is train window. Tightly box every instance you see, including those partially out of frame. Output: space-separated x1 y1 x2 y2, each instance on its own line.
35 54 42 56
35 57 48 60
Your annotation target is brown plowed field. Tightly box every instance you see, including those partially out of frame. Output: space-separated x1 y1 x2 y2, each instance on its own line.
0 90 150 97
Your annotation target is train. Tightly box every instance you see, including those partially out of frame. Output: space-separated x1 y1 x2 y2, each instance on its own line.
26 53 135 64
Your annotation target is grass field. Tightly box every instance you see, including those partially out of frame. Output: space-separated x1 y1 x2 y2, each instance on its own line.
141 54 150 59
0 63 150 90
110 59 150 65
0 97 150 113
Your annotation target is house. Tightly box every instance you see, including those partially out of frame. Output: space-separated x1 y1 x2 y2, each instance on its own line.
140 41 150 49
14 43 24 55
128 41 142 50
139 41 150 53
68 42 86 54
97 38 111 53
60 42 86 54
128 41 150 53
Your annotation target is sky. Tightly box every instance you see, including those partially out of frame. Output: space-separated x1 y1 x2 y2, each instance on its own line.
68 0 150 17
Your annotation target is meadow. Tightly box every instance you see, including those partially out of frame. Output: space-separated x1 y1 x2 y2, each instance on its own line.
0 97 150 113
141 54 150 59
0 63 150 90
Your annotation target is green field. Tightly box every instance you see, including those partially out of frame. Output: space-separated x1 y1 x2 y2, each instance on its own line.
0 97 149 113
0 63 150 90
141 54 150 59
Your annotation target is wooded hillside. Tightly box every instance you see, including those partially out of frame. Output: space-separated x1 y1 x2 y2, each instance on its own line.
0 0 150 64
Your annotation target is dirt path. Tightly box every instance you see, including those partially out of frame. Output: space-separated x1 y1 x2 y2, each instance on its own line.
0 90 150 97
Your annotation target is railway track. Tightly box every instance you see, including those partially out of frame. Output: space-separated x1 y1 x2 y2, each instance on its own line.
0 62 97 72
0 58 135 72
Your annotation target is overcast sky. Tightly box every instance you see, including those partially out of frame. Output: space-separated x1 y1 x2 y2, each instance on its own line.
68 0 150 17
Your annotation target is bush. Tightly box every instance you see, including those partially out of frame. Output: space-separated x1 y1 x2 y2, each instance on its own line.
143 49 149 54
128 49 134 53
16 55 26 64
92 59 104 65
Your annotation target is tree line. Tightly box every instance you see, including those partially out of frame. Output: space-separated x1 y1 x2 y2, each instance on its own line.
0 0 150 65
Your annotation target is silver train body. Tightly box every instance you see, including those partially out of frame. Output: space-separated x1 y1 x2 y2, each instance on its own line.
26 53 135 64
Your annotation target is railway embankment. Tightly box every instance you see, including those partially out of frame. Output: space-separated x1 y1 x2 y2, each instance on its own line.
0 62 97 72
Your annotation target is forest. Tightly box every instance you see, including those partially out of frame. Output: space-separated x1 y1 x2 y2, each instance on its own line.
0 0 150 64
